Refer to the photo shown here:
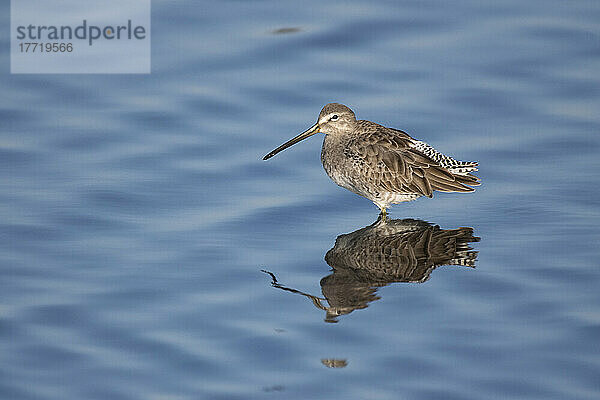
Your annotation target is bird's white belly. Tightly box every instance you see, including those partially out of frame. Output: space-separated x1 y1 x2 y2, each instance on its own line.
323 162 420 207
378 192 421 205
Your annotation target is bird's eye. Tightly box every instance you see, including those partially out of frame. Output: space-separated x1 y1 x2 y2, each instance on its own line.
331 114 339 121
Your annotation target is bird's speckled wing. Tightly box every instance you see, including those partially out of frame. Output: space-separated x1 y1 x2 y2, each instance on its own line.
346 121 479 198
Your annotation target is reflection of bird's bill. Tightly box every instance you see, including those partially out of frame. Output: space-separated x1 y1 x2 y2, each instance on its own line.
263 123 320 160
261 270 330 311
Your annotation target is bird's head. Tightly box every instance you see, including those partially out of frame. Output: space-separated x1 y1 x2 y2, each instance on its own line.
263 103 357 160
316 103 357 135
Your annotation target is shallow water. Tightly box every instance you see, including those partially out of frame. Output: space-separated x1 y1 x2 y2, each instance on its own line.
2 1 600 399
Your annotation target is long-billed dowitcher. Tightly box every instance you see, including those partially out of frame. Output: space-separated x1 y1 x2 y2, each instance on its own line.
263 103 480 215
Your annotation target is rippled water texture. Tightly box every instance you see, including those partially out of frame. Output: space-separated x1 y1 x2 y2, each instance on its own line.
2 1 600 399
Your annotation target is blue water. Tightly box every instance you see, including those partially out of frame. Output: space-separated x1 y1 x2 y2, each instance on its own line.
2 1 600 399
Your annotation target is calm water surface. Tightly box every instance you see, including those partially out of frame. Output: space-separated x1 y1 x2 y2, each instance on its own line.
2 1 599 399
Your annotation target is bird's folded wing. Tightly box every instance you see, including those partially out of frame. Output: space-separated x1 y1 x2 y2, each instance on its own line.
360 138 477 198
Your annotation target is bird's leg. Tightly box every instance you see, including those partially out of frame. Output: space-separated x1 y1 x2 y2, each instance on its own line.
379 208 387 222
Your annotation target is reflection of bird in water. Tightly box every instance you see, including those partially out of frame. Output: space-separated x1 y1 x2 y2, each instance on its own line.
263 103 479 217
263 217 479 323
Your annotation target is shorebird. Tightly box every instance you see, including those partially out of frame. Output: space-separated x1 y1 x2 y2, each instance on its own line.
263 103 480 216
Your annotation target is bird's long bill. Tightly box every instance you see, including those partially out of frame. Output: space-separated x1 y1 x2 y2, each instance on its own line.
263 123 320 160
